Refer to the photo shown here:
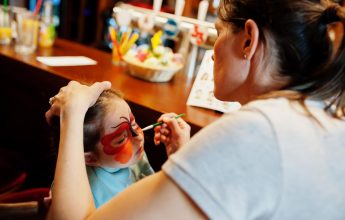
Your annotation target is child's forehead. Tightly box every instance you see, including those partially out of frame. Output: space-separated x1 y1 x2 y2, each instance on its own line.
103 101 133 126
106 99 131 113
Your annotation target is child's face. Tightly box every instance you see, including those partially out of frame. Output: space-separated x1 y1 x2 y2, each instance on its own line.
95 100 145 168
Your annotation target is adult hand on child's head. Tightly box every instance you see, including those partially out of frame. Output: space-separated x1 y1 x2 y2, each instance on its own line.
153 113 190 156
45 81 111 124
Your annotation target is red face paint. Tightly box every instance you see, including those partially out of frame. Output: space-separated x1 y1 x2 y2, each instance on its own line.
101 122 133 164
114 142 133 164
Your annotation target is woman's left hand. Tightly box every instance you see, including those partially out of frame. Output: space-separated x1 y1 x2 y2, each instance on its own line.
45 81 111 124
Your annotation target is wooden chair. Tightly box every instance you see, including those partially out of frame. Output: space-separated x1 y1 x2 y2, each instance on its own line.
0 188 50 219
0 149 50 219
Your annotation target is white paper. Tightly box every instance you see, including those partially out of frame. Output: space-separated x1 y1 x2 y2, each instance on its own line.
187 50 241 113
36 56 97 66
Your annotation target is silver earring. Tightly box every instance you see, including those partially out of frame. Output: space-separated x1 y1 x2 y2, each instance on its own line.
243 54 247 59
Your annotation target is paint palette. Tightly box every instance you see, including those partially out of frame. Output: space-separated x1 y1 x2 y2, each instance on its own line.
187 50 241 113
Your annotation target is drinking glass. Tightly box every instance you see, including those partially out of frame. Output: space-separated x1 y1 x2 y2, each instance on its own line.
14 11 39 55
0 6 13 45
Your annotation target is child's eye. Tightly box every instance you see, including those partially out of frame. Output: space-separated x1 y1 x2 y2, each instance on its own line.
112 132 128 145
116 137 126 144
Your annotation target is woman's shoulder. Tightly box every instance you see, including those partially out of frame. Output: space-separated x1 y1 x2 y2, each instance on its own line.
214 97 318 141
243 97 293 111
239 97 316 122
218 97 290 129
193 99 278 147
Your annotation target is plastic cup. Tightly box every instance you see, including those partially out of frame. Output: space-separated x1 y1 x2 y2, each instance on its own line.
14 11 39 55
0 6 13 45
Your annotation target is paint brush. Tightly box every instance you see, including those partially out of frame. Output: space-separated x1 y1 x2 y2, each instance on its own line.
141 113 185 132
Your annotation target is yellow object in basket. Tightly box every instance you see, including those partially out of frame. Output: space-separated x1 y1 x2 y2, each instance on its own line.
151 31 163 50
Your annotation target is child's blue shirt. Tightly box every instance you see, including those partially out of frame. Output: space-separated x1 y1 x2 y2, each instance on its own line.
86 154 154 208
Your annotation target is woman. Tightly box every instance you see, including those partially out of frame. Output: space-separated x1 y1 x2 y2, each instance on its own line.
46 0 345 219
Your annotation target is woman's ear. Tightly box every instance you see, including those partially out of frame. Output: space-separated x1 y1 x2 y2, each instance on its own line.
242 19 259 60
84 152 100 166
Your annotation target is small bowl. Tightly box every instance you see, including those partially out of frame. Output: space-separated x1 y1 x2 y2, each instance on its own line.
122 54 183 82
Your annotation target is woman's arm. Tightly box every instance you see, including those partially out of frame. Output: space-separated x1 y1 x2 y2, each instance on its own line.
47 81 109 219
47 81 205 219
90 171 206 219
50 108 95 219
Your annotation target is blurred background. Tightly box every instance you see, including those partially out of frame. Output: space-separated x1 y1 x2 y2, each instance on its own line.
9 0 219 51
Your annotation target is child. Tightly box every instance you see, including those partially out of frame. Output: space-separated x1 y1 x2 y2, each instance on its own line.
48 89 190 208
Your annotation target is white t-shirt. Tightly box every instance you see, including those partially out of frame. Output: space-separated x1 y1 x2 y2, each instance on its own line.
163 98 345 220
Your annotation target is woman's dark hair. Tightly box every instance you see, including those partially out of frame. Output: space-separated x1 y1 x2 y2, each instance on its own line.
50 89 123 155
219 0 345 116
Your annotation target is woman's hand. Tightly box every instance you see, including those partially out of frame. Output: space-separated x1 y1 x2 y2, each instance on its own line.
153 113 191 155
45 81 111 124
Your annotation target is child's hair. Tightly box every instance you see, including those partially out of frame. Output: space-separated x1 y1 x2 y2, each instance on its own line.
83 89 124 152
50 89 123 154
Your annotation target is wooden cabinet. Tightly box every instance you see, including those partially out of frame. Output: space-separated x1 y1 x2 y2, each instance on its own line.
59 0 118 47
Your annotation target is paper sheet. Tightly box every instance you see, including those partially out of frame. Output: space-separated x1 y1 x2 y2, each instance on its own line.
36 56 97 66
187 50 241 113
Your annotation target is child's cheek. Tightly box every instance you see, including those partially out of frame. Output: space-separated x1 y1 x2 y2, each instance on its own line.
101 139 133 164
136 129 145 147
136 127 144 140
113 141 133 164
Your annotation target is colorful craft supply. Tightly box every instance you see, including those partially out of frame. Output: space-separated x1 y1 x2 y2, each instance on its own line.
124 32 139 53
163 19 179 38
151 31 163 50
190 25 208 45
108 26 139 65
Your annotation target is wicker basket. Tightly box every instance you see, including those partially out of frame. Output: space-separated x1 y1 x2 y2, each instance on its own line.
122 54 183 82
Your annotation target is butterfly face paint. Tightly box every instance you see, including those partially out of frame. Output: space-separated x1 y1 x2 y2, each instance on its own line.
101 115 141 164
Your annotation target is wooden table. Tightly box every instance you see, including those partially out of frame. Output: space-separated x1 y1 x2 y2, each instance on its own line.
0 39 221 187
